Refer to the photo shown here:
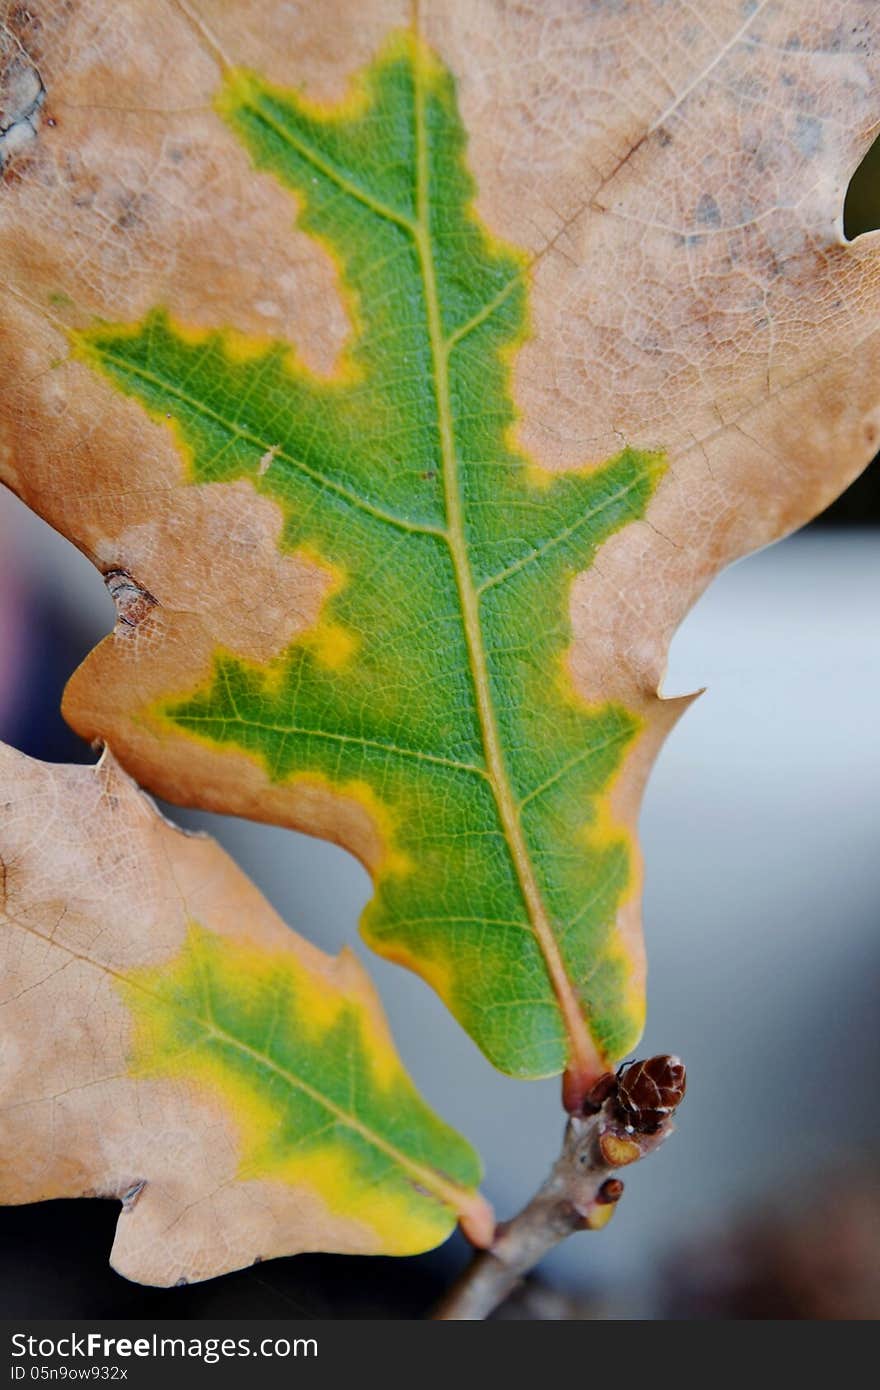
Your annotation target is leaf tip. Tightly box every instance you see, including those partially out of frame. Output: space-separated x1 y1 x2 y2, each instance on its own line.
458 1191 495 1249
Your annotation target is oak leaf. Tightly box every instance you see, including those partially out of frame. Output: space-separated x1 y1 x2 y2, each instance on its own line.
0 743 490 1285
2 1 880 1102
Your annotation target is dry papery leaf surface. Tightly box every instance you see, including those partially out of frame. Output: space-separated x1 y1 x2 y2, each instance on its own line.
1 0 879 1099
0 744 491 1284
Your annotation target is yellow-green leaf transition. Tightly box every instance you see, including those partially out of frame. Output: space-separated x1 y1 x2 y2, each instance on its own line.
4 2 880 1110
72 33 663 1093
0 744 490 1285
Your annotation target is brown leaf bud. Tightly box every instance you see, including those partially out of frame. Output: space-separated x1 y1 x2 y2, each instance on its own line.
616 1054 686 1133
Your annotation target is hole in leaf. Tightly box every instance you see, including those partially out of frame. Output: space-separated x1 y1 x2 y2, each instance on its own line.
843 128 880 240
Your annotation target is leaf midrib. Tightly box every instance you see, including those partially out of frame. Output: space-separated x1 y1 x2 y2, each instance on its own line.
83 41 607 1086
410 39 603 1088
7 914 476 1218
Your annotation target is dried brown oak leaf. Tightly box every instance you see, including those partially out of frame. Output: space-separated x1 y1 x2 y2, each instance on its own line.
0 744 489 1285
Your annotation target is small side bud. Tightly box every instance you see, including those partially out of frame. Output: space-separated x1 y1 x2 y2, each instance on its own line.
582 1200 617 1231
596 1177 624 1205
598 1133 641 1167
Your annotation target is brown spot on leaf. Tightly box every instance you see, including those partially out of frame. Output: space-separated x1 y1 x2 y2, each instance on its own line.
0 30 44 174
104 570 158 630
